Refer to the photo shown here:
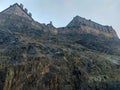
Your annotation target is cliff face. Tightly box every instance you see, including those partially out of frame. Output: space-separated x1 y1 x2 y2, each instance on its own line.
0 3 120 90
59 16 118 38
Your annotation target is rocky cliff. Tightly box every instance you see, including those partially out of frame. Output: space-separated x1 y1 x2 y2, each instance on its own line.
0 3 120 90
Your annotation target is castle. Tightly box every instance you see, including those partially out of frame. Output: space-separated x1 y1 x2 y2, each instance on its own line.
0 3 118 38
2 3 33 20
61 15 118 38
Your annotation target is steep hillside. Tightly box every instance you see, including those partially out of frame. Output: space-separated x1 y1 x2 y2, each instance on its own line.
0 3 120 90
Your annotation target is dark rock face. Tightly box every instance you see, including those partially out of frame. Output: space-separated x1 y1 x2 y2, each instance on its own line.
0 3 120 90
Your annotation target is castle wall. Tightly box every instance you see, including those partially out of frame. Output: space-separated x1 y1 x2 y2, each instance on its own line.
2 4 32 21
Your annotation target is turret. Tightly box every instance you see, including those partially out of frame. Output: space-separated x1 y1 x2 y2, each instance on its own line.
24 8 28 13
20 3 23 9
50 21 53 25
28 12 32 17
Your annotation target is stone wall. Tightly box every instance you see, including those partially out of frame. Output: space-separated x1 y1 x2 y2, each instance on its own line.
67 16 118 38
2 3 33 21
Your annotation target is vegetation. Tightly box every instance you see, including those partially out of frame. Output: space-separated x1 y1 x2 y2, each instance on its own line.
0 13 120 90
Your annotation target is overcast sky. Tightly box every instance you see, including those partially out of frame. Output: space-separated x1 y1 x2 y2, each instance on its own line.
0 0 120 37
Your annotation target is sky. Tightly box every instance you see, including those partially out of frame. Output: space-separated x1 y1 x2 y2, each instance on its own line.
0 0 120 37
